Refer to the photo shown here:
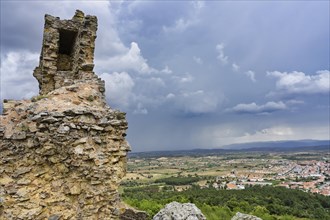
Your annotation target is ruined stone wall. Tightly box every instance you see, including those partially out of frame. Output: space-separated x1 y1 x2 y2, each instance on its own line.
33 10 97 95
0 11 130 219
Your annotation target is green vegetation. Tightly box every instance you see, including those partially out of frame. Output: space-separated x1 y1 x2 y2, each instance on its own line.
295 176 319 182
19 123 29 131
31 94 48 102
122 186 330 220
86 95 95 102
154 176 200 185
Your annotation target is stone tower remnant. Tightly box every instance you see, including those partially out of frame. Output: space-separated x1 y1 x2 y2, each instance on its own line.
33 10 97 95
0 10 130 219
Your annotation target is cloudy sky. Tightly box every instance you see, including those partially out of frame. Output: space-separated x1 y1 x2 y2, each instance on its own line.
1 0 329 152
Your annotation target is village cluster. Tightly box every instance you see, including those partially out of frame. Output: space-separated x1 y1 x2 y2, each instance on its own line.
125 152 330 196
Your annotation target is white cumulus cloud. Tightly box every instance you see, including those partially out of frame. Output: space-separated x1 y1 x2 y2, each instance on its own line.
232 63 240 72
99 42 156 74
0 51 39 100
198 123 330 148
244 70 256 82
231 101 287 114
235 125 329 143
216 43 229 65
100 71 135 108
267 70 330 94
161 65 173 74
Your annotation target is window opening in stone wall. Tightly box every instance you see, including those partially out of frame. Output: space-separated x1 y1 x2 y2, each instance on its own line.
57 29 77 71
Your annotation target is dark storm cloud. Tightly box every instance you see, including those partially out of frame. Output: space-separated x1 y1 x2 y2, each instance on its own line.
1 1 329 151
0 2 44 53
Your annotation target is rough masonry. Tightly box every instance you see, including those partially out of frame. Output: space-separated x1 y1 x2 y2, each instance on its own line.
33 10 98 95
0 10 130 219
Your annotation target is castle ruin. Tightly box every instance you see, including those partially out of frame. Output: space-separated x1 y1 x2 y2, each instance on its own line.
33 10 98 95
0 10 131 219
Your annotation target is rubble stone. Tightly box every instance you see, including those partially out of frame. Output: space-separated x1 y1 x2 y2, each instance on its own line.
153 202 206 220
119 204 149 220
231 212 263 220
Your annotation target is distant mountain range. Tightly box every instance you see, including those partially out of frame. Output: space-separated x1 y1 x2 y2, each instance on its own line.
222 139 330 150
129 139 329 158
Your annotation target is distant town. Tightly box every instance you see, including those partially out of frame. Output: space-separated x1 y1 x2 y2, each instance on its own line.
209 159 330 196
122 148 330 196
